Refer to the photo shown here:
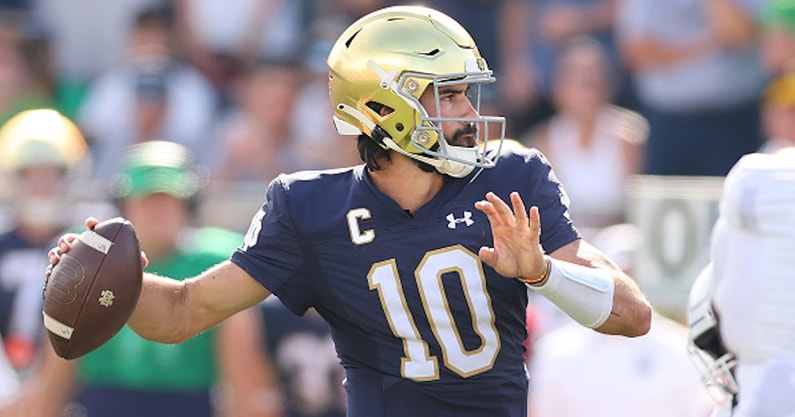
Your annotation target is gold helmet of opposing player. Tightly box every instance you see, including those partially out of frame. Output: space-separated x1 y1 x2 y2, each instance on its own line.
327 5 506 178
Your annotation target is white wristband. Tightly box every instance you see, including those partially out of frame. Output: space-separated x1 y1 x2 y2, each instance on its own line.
528 258 615 329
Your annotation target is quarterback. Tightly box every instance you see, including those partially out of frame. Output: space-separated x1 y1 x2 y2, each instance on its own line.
48 6 651 416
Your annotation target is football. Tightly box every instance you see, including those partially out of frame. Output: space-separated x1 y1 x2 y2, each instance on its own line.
42 217 143 360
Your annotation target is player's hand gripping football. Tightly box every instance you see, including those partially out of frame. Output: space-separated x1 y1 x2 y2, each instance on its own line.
45 217 149 283
475 192 547 282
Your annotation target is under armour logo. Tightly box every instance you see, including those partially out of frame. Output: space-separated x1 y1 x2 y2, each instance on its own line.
447 211 474 229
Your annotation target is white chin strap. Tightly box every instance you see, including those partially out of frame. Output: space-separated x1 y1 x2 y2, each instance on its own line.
437 159 474 178
438 145 481 177
382 137 474 178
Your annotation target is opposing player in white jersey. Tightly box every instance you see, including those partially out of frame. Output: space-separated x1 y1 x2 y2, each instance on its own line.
689 147 795 417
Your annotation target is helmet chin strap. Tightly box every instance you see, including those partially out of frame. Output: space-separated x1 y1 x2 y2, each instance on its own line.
438 144 481 177
436 159 474 178
382 137 474 178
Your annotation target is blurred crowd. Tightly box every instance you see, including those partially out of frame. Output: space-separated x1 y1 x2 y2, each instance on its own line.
0 0 788 228
0 0 794 416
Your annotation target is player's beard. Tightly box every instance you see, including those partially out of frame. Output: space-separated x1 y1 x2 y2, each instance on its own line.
448 123 478 147
15 196 68 230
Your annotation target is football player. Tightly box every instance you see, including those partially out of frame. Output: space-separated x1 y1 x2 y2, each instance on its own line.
8 141 277 417
0 109 88 371
689 146 795 417
48 6 651 417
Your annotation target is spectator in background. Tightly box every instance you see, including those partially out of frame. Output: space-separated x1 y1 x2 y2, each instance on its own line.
616 0 767 177
131 62 170 142
523 36 647 238
34 0 165 113
528 223 714 417
0 109 88 373
760 0 795 76
0 10 53 125
492 0 627 138
173 0 311 107
0 141 279 417
77 5 218 177
759 71 795 153
211 58 304 184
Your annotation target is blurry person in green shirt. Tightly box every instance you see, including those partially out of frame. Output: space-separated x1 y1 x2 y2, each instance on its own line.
1 141 280 417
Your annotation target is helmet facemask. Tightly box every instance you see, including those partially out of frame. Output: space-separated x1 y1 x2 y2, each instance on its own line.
397 67 506 178
686 265 739 404
687 323 739 402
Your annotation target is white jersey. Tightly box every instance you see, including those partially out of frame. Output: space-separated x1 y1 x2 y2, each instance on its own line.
710 150 795 416
711 151 795 361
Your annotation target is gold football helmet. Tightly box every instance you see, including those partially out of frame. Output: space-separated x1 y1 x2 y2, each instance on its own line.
327 5 506 177
0 109 88 172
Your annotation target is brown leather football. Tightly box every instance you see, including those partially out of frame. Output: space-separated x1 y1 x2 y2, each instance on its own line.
42 217 143 359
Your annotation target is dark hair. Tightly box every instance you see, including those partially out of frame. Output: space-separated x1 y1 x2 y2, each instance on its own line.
134 5 174 30
357 134 388 171
356 134 434 173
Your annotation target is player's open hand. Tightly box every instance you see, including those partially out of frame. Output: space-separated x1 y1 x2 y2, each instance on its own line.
474 192 546 280
45 217 149 281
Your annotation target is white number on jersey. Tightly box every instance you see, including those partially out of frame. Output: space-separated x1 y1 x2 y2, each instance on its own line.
368 245 500 381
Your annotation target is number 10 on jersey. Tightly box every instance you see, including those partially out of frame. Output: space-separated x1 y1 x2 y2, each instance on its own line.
367 245 501 381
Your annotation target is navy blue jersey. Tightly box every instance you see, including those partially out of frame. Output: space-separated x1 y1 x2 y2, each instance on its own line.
0 228 51 342
232 146 579 416
259 299 347 417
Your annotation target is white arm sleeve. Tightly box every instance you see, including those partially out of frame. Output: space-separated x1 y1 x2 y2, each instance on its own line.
528 258 615 329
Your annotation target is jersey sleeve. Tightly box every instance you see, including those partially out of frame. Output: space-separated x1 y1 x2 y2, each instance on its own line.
530 150 581 253
230 177 314 314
